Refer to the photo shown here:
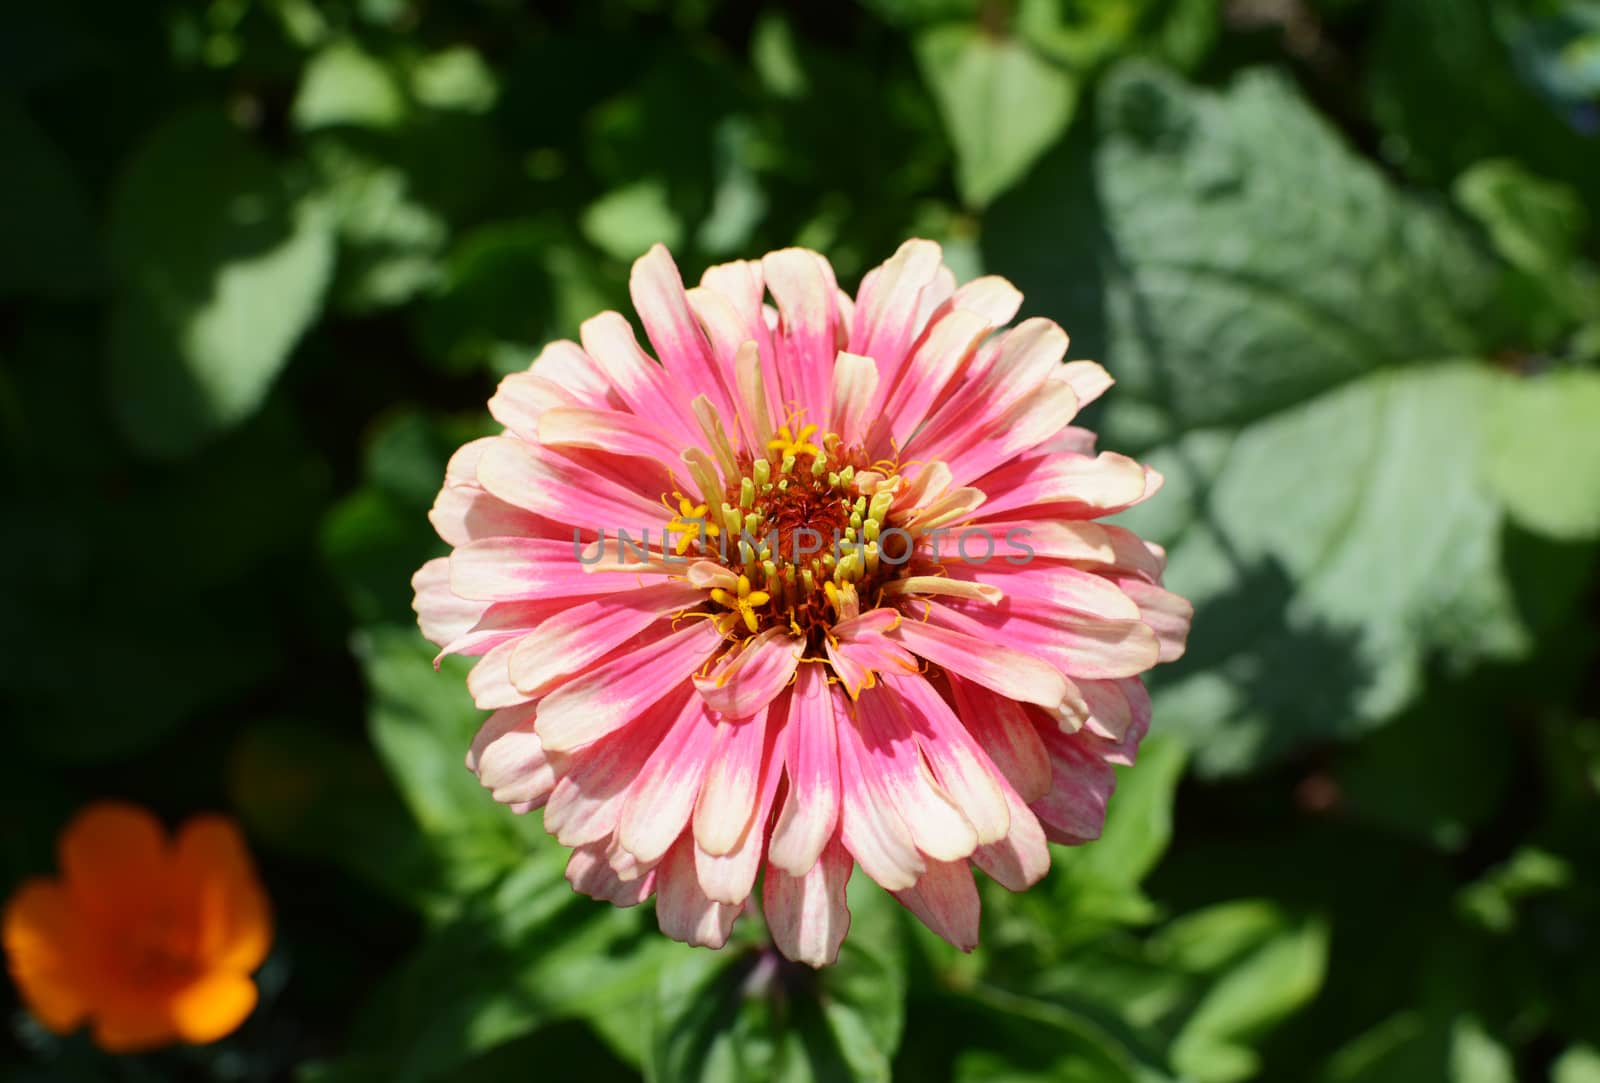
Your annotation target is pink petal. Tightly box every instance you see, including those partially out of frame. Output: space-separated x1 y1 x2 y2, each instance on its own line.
466 636 529 709
947 274 1022 328
878 309 990 446
824 607 919 699
835 696 925 891
970 787 1050 892
893 859 980 952
974 451 1151 521
763 248 841 419
1117 577 1193 662
412 556 488 647
476 436 667 530
1075 678 1137 742
1058 360 1112 407
654 834 741 949
578 310 700 447
849 239 944 389
768 666 843 876
694 629 804 719
888 607 1067 709
930 595 1161 681
764 840 852 967
882 673 1012 845
531 339 616 408
695 716 784 904
536 619 723 751
467 702 557 810
542 692 683 847
566 840 656 906
938 378 1079 486
449 537 643 603
632 245 738 420
429 482 548 548
829 351 880 448
488 371 582 442
966 520 1167 582
692 704 771 856
538 406 684 462
509 582 699 697
854 686 979 863
687 286 772 449
906 318 1069 464
615 695 720 865
699 259 783 428
941 561 1142 623
1101 678 1152 767
947 677 1052 803
1030 726 1117 845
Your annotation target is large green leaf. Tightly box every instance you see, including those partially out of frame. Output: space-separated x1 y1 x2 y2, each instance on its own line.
105 110 334 457
915 25 1077 208
986 63 1534 773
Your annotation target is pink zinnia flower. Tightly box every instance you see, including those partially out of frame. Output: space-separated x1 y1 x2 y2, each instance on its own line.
412 240 1191 965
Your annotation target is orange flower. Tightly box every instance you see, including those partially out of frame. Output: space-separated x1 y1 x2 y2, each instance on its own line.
3 802 272 1053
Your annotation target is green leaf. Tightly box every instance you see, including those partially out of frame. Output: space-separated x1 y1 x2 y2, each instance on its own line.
294 41 408 131
1322 1013 1515 1083
646 879 906 1083
314 853 679 1083
321 409 484 625
915 25 1076 207
308 136 448 312
1555 1045 1600 1083
1484 368 1600 540
945 985 1151 1083
105 110 334 457
420 220 619 374
1456 159 1588 280
582 180 686 262
1155 902 1328 1083
1055 733 1186 919
408 45 498 113
0 99 100 297
1455 159 1598 338
986 63 1532 773
355 626 544 911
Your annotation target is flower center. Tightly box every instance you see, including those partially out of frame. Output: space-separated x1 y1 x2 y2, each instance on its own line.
667 425 909 645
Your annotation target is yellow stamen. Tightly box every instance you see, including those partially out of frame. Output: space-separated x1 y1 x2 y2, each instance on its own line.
710 573 770 635
665 493 721 555
767 422 821 460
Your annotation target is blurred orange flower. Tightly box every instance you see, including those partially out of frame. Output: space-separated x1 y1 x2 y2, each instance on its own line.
3 802 272 1053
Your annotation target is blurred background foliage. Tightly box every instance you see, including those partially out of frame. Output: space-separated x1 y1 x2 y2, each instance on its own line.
3 0 1599 1080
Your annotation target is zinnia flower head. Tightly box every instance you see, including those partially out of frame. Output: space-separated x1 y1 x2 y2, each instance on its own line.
413 240 1191 965
3 802 273 1051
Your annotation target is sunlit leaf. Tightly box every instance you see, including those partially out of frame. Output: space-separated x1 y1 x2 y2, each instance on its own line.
105 110 334 457
915 24 1076 207
1484 368 1600 540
